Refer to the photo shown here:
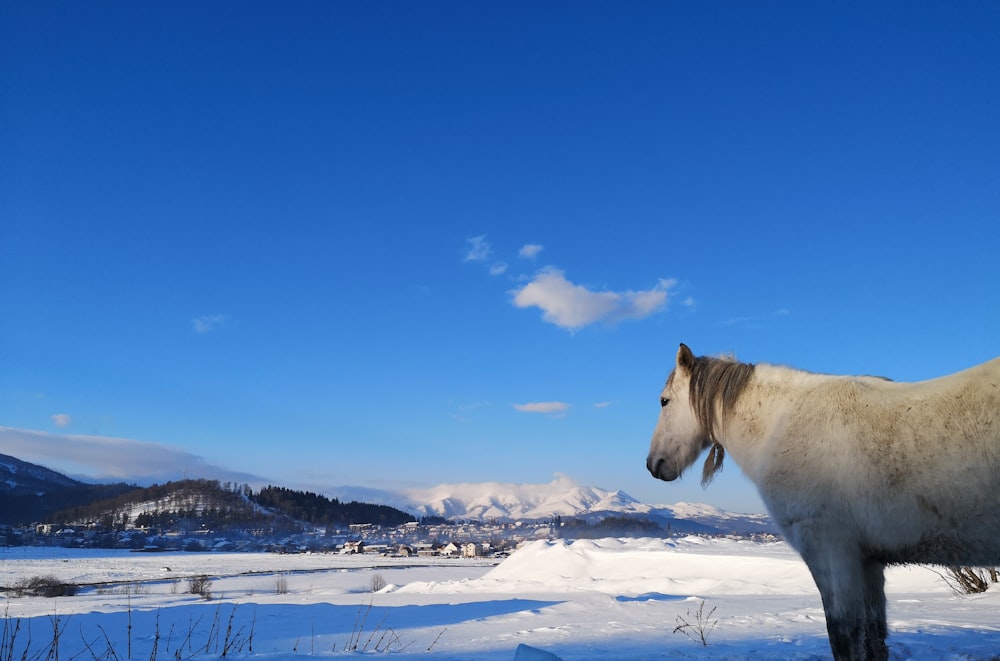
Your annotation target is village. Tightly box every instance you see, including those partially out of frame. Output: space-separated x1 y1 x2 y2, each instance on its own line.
1 517 565 558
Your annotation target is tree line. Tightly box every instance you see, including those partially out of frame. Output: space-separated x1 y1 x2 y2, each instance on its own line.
251 485 415 528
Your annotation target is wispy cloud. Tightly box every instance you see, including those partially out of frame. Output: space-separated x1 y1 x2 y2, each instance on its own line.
464 235 511 277
51 413 72 428
518 244 543 259
512 401 570 415
511 268 675 330
592 402 612 409
192 314 228 334
0 426 265 485
724 308 790 330
450 400 491 422
463 235 491 262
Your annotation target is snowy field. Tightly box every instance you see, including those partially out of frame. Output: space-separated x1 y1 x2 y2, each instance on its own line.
2 537 1000 660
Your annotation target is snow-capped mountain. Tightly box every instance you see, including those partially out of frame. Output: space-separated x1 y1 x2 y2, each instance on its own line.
326 475 778 536
400 474 648 521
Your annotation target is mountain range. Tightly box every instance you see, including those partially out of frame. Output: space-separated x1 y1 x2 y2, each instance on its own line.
326 474 777 536
1 454 777 536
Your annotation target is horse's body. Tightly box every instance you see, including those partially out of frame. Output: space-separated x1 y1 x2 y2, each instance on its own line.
647 344 1000 661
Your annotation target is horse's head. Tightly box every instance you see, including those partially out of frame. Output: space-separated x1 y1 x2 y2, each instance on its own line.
646 343 713 483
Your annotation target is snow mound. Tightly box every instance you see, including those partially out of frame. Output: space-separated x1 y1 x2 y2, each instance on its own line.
484 537 818 596
397 536 948 602
397 536 815 597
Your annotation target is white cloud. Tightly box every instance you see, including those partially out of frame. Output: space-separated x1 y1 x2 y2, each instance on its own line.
51 413 72 428
489 262 509 276
192 314 228 334
511 268 675 330
463 235 491 262
592 402 611 409
0 426 264 485
518 244 543 259
512 401 570 415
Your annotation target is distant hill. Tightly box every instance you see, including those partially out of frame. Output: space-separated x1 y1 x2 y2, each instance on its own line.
0 454 416 531
251 485 416 528
50 479 416 533
1 453 84 493
0 454 137 526
52 478 278 532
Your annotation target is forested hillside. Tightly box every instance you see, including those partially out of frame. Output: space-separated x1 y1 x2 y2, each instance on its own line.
38 479 413 533
50 479 271 532
251 485 415 528
1 483 138 527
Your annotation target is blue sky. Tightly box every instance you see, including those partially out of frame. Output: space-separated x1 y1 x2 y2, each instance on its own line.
2 2 998 514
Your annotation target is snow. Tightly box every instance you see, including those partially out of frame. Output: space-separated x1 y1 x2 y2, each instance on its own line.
2 538 999 660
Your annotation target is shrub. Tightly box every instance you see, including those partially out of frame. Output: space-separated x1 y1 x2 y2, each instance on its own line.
943 566 1000 594
10 575 78 598
673 600 717 647
370 573 386 593
188 575 212 599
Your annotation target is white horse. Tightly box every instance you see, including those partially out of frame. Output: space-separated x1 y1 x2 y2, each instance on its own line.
647 343 1000 661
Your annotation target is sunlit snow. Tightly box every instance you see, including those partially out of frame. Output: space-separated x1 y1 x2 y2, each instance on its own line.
2 538 999 660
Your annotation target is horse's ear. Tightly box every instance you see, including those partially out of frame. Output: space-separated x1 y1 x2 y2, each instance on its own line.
677 343 696 373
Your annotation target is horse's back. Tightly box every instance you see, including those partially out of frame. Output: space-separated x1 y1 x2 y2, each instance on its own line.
763 356 1000 566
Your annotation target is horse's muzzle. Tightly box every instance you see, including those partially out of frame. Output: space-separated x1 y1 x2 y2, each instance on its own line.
646 455 678 481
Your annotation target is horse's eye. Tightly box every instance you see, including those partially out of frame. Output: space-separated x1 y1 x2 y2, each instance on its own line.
660 397 670 408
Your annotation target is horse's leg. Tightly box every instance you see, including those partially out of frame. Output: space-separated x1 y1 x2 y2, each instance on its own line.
861 558 888 661
793 533 869 660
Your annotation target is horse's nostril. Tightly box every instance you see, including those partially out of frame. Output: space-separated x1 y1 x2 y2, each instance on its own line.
647 456 664 477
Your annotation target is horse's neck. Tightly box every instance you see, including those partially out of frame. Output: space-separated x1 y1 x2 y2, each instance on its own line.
717 364 818 480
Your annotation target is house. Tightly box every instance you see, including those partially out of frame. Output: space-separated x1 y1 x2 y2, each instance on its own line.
342 540 365 554
415 542 438 556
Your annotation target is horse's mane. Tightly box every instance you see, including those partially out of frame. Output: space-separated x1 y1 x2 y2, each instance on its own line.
688 354 756 485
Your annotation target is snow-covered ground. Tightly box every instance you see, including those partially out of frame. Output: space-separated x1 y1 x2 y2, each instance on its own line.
2 537 999 660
